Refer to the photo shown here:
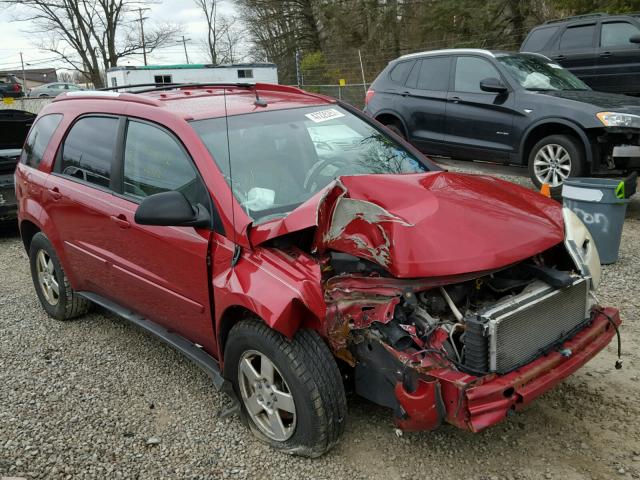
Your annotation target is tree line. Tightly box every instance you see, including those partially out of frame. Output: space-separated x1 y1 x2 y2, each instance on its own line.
236 0 640 85
3 0 640 88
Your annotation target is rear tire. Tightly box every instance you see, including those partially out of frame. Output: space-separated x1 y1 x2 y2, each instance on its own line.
29 232 91 320
381 120 406 140
224 319 347 457
528 134 585 196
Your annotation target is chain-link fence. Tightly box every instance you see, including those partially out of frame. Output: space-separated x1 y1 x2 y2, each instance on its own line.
297 84 368 109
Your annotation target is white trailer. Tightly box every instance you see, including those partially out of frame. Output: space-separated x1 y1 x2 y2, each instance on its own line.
106 63 278 88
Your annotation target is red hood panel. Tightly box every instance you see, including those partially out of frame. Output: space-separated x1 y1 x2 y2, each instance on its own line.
250 172 564 278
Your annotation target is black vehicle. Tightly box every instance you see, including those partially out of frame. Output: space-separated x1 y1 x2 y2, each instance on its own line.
364 48 640 194
520 13 640 96
0 74 25 98
0 109 36 222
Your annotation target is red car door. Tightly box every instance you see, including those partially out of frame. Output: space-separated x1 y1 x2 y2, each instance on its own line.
102 119 215 350
44 115 121 296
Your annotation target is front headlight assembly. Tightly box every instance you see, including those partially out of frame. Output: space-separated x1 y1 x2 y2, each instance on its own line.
596 111 640 128
563 207 601 290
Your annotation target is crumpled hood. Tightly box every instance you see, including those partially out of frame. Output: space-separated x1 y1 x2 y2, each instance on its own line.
250 172 565 278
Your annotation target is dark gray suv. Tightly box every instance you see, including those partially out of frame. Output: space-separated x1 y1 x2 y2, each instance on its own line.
364 48 640 194
520 13 640 96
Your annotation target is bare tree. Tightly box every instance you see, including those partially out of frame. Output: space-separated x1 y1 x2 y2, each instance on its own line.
3 0 179 88
194 0 241 64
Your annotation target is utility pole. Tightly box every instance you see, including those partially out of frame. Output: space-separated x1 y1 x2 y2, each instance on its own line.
19 52 27 90
20 52 26 105
179 36 192 64
358 49 367 96
136 7 150 66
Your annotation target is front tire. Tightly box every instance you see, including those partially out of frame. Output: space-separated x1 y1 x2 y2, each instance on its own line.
224 319 347 457
528 134 585 196
29 232 91 320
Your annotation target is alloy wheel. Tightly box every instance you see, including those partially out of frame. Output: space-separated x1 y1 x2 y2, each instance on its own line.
533 143 572 187
36 249 59 305
238 349 296 442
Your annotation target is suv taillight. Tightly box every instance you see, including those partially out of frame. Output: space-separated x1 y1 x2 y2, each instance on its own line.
365 88 375 106
13 83 21 92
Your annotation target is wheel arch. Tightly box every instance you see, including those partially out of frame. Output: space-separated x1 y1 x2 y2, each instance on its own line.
373 110 408 137
519 119 593 166
216 298 323 363
19 219 41 253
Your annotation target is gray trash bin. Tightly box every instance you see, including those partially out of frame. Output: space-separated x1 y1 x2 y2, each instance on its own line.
562 178 629 264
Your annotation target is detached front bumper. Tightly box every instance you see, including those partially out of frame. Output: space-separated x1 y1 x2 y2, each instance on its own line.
393 307 621 432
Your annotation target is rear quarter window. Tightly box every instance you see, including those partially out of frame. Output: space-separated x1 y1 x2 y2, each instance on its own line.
388 61 414 84
20 114 63 168
522 26 559 51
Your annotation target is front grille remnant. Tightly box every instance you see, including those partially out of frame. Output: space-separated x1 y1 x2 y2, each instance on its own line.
464 278 590 375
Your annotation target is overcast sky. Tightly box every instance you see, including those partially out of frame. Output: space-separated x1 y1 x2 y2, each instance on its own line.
0 0 238 73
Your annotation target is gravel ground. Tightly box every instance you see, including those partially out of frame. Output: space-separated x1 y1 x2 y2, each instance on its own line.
1 164 639 480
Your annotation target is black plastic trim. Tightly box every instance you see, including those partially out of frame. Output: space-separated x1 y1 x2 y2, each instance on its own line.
78 291 227 390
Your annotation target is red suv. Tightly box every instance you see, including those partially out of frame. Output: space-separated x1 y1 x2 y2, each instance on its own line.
16 84 622 457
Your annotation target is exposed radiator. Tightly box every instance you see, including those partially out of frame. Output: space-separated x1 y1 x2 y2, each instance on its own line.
464 278 590 375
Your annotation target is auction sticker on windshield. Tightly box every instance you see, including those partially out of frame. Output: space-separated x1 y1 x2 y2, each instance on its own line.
305 108 345 123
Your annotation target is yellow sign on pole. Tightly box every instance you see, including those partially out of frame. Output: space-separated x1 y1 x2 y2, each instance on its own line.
339 79 346 87
3 97 15 105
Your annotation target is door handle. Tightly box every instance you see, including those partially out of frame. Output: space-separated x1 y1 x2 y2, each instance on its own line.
110 214 131 229
401 91 410 97
552 55 565 60
449 96 461 103
600 51 612 57
48 187 62 201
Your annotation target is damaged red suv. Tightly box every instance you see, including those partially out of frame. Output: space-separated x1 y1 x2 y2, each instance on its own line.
16 84 621 457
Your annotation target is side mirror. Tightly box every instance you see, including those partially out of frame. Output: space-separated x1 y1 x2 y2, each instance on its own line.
480 77 508 93
134 191 210 228
630 34 640 44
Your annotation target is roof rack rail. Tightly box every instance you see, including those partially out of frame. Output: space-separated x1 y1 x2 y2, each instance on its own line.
96 82 322 99
544 12 608 24
98 82 258 93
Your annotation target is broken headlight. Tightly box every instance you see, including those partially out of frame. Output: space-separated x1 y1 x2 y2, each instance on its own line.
563 207 601 290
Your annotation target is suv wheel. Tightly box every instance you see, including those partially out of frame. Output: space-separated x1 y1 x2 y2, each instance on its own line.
29 232 91 320
528 134 584 195
382 121 406 139
224 319 347 457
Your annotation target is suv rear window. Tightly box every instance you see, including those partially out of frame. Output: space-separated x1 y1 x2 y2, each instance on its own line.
20 114 63 168
59 116 119 189
522 26 559 51
559 24 595 49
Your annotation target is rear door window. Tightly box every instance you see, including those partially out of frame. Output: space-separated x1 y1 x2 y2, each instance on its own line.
416 56 451 91
20 114 62 168
600 21 640 48
521 26 559 51
454 57 501 93
59 116 119 189
559 24 596 49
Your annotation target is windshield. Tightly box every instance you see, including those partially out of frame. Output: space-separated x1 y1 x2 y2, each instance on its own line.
497 54 590 91
191 105 431 223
